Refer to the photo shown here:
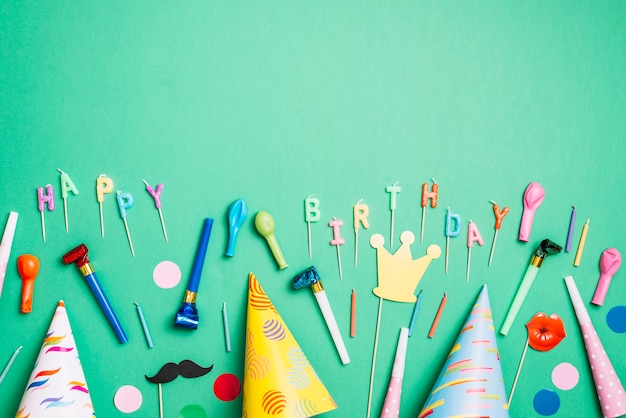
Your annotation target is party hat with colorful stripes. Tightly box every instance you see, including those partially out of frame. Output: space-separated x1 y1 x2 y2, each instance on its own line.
242 273 337 417
16 301 95 418
418 285 509 418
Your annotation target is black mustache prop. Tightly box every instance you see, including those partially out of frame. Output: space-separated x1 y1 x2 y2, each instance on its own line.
145 360 213 384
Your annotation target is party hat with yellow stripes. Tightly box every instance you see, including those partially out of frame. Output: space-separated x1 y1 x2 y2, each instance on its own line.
418 285 509 418
242 273 337 418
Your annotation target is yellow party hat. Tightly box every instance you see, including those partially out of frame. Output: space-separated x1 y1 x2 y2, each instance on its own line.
242 273 337 417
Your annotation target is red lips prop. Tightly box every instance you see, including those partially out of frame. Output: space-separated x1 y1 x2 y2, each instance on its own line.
508 312 567 407
526 312 567 351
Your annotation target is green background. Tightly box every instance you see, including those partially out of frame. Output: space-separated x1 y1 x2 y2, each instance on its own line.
1 2 625 417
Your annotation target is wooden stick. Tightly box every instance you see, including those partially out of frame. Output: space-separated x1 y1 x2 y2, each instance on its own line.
366 297 384 418
508 337 530 407
158 383 163 418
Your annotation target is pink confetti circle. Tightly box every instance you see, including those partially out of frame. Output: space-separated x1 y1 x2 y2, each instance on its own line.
153 260 182 289
114 385 142 413
551 362 579 390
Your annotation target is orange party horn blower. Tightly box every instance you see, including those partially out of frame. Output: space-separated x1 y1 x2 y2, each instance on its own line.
366 231 440 417
242 273 337 417
419 285 509 418
16 301 95 417
507 312 566 407
17 254 40 313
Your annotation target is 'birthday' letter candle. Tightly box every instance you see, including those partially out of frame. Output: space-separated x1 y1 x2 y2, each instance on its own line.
304 194 320 259
385 182 401 249
444 208 461 274
489 200 510 266
353 200 370 267
467 220 484 247
420 179 439 243
466 220 484 283
329 218 345 281
445 209 461 238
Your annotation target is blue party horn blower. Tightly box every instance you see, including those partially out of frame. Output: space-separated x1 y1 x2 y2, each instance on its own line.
62 243 128 344
175 218 213 329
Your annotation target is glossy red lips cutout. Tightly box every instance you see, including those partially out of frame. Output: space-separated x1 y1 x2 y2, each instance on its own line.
526 312 566 351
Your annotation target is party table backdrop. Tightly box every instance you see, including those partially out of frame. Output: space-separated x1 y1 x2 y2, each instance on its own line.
1 2 625 417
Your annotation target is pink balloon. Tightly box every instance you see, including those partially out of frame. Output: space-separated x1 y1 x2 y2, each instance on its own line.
519 182 545 242
592 248 622 306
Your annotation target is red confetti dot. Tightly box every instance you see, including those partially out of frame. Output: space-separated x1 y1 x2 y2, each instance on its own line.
214 373 241 402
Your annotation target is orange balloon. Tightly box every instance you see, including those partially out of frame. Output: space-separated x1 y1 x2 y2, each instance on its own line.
18 254 40 313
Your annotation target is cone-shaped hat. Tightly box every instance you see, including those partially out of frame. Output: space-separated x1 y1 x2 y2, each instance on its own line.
16 301 95 418
419 285 509 418
565 275 626 417
242 273 337 417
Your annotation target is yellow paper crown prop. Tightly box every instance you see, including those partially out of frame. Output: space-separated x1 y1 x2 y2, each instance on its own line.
366 231 441 416
371 231 441 302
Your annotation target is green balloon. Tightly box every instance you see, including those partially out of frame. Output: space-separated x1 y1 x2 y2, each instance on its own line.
254 211 288 269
